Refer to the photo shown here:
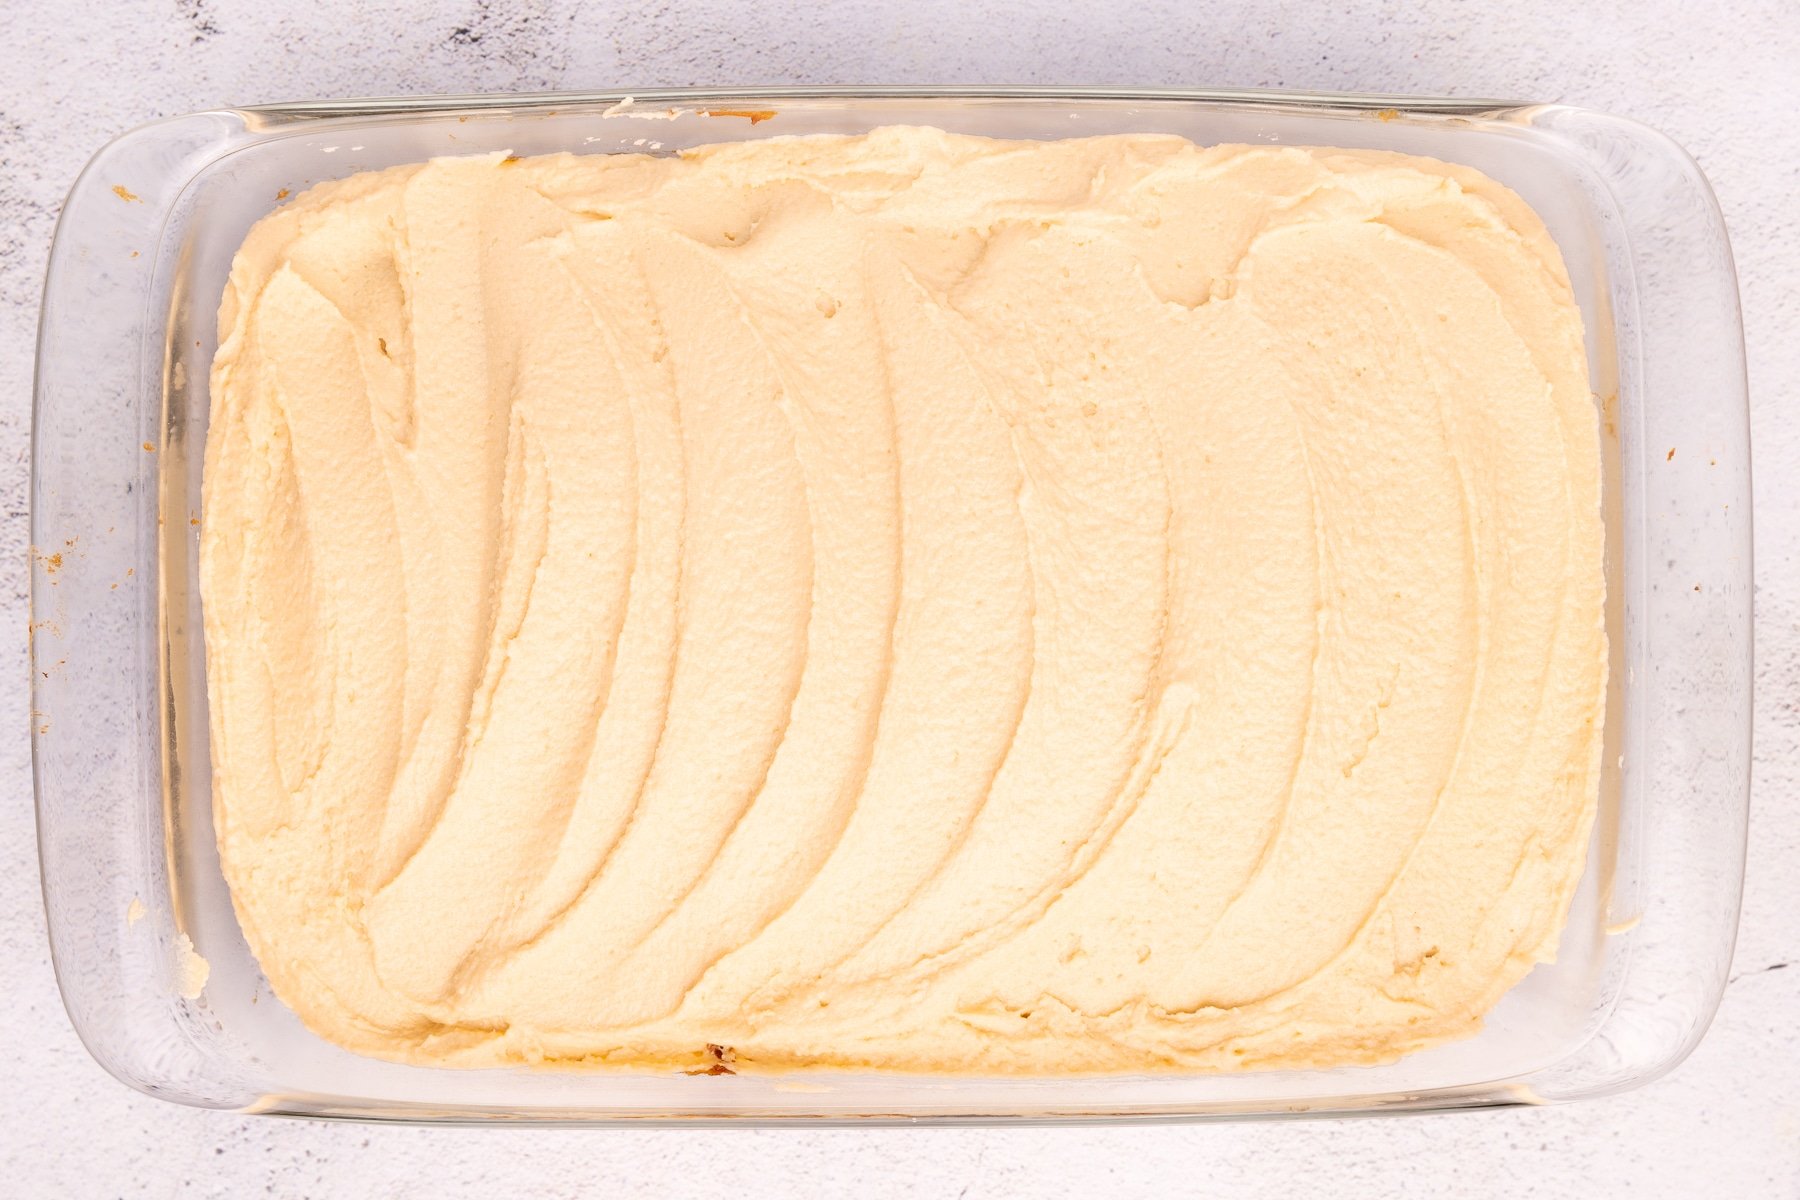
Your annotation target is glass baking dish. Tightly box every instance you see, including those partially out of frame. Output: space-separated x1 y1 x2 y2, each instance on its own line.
31 86 1750 1123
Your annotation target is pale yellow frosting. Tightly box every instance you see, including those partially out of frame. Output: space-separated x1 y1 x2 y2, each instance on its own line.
201 129 1606 1074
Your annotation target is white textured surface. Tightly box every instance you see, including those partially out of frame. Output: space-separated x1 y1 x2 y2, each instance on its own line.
2 0 1795 1194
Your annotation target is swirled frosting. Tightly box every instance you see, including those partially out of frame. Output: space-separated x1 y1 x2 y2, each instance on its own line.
201 129 1605 1073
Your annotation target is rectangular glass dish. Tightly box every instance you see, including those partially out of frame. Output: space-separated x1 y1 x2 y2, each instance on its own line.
32 86 1750 1123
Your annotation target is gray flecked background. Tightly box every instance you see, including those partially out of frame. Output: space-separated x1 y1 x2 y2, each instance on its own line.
2 1 1796 1195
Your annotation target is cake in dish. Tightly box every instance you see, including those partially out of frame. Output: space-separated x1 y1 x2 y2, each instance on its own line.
199 128 1606 1073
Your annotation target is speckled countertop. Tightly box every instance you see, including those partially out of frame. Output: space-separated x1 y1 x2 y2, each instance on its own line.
2 2 1794 1195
